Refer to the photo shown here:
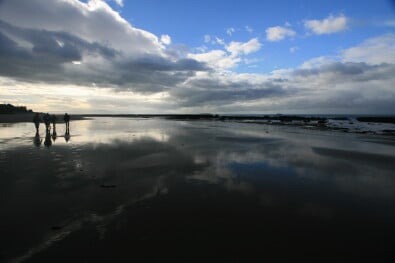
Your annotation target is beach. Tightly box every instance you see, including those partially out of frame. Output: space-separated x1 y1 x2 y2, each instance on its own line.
1 117 395 262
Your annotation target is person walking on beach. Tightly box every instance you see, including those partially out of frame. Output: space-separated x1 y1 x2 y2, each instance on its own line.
33 113 41 132
51 114 57 129
43 113 51 133
64 113 70 133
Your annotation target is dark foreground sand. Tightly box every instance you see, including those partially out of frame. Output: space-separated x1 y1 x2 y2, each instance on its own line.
1 117 395 262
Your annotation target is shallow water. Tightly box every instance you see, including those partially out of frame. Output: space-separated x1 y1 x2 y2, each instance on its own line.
1 117 395 262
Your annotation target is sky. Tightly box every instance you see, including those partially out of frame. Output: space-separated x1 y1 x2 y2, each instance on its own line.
0 0 394 114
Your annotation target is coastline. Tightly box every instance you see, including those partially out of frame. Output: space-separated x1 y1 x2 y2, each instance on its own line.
0 113 87 123
1 113 394 135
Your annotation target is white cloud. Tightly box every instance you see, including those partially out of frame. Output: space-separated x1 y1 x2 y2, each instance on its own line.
245 26 253 33
204 35 211 43
383 20 395 27
195 45 208 53
182 34 395 114
188 38 262 71
226 27 236 36
299 56 338 69
304 14 347 35
0 0 163 56
342 34 395 64
226 38 262 57
289 46 299 53
244 58 258 64
265 26 296 41
215 37 225 45
113 0 123 7
160 34 172 45
188 50 241 69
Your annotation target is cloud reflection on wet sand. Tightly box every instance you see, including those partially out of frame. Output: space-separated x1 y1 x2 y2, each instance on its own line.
0 118 394 262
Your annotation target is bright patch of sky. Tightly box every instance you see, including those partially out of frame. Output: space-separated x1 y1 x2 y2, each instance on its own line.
119 0 395 72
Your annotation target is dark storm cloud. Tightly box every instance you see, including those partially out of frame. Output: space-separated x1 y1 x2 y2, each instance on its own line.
113 55 209 92
0 20 208 92
171 78 290 106
121 56 207 72
293 61 395 81
0 20 117 81
168 58 395 112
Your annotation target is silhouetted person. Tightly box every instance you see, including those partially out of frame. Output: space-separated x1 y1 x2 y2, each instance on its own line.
33 131 42 147
44 129 52 147
43 113 51 133
33 113 41 132
64 113 70 133
51 114 57 129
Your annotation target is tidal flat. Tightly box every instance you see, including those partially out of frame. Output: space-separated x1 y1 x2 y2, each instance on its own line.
1 117 395 262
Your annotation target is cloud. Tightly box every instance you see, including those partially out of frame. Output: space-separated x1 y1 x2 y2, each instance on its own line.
188 50 240 69
0 0 394 114
0 0 163 56
293 62 395 81
181 34 395 114
0 20 117 81
265 26 296 41
226 27 236 36
204 35 211 43
226 38 261 57
215 37 225 45
245 26 253 33
300 56 338 69
170 73 290 107
289 46 299 53
0 0 207 93
342 34 395 64
383 20 395 27
160 34 172 45
304 14 347 35
113 0 123 7
188 38 261 70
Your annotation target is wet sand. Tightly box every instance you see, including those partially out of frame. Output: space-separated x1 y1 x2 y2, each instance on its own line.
0 117 395 262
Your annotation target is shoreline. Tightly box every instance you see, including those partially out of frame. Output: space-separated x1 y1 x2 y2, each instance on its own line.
1 113 394 122
1 113 394 135
0 113 87 123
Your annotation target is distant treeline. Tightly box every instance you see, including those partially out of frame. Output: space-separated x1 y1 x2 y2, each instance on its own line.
0 104 33 114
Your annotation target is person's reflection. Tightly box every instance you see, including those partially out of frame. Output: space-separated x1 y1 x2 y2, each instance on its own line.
33 131 42 147
64 130 71 143
33 113 41 133
51 114 57 142
52 125 57 142
44 129 52 147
